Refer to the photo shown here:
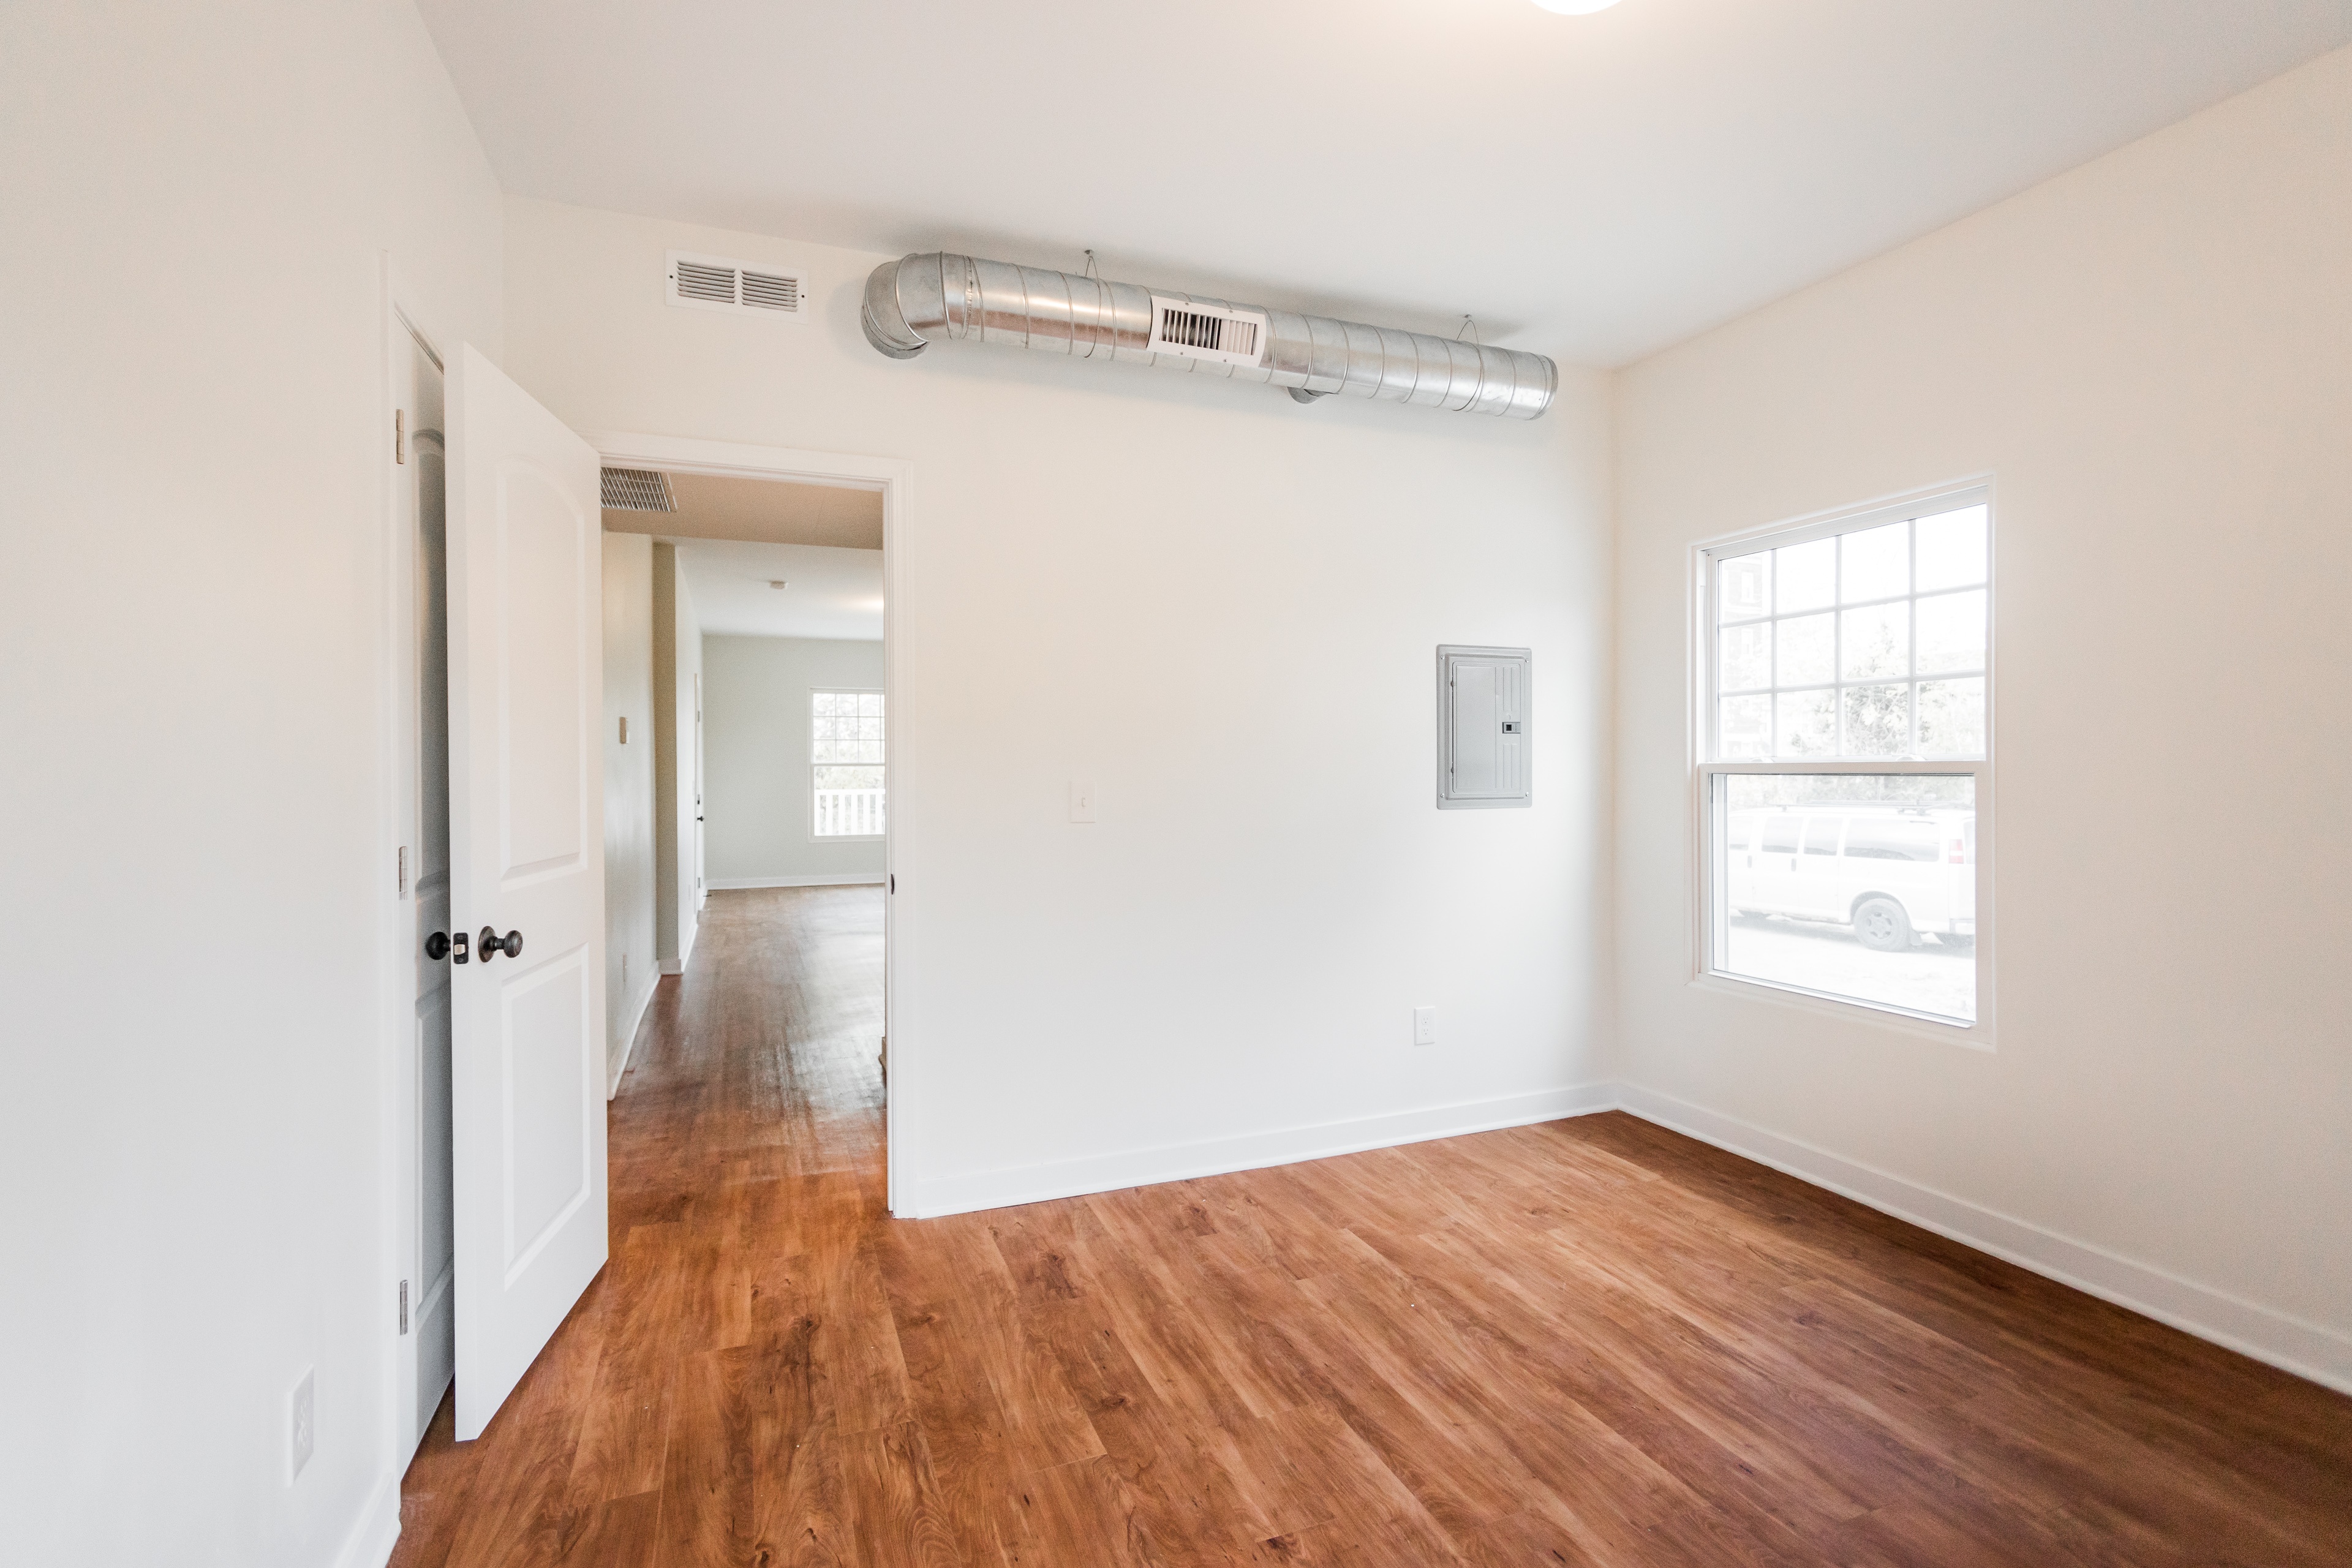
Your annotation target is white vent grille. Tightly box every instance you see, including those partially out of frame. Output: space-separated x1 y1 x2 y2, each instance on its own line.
600 467 676 513
666 250 806 321
1146 295 1270 368
674 259 737 304
740 269 800 312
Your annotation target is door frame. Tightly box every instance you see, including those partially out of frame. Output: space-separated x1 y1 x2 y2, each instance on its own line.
375 257 452 1485
588 430 912 1218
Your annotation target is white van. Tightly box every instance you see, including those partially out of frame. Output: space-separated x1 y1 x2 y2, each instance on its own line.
1724 806 1975 951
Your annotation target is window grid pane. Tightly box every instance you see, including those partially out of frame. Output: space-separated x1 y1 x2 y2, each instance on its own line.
1708 503 1986 763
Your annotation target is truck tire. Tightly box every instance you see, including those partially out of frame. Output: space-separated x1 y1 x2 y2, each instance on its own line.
1853 897 1913 952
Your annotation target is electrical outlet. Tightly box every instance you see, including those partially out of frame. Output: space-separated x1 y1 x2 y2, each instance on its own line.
1412 1006 1438 1047
288 1369 315 1483
1068 780 1096 823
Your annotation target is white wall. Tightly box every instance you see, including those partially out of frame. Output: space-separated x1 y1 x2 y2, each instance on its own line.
0 3 503 1564
652 541 706 970
603 532 658 1086
703 635 888 886
506 196 1615 1215
1615 47 2352 1385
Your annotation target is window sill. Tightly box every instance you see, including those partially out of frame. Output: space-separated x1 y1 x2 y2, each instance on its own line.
1688 969 1994 1052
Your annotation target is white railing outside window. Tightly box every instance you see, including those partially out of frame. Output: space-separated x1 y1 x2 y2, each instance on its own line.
814 787 885 837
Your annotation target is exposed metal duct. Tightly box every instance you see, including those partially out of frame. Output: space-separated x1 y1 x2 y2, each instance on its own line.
861 252 1556 420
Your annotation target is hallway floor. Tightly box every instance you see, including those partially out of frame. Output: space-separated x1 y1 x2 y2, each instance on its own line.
393 886 2352 1566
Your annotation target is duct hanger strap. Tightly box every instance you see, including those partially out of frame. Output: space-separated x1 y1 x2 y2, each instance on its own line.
859 251 1555 420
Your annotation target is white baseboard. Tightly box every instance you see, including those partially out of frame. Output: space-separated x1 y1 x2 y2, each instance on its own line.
1613 1083 2352 1396
707 872 886 890
608 974 659 1099
658 919 697 976
900 1083 1619 1219
331 1468 402 1568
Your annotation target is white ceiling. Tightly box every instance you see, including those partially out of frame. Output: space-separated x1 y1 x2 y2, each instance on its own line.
420 0 2350 366
674 539 883 641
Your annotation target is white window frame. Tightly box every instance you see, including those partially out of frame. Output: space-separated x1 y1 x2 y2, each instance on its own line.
809 685 885 843
1689 481 1996 1046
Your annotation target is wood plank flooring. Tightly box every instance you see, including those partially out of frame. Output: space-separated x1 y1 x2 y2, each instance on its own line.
394 884 2352 1566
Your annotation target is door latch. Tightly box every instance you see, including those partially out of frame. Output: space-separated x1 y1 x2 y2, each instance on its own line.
451 930 470 965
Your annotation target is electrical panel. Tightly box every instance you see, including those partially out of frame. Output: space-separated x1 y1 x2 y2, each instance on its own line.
1437 645 1530 810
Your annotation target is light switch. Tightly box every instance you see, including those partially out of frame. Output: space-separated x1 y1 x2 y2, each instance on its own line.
1413 1006 1437 1047
288 1368 315 1482
1068 780 1096 823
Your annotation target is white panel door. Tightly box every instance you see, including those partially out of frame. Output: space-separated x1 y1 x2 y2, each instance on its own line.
447 344 608 1441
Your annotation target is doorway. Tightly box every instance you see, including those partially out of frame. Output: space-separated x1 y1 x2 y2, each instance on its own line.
385 381 910 1458
598 463 891 1099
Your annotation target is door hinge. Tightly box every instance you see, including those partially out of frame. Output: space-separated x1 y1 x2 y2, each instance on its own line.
394 408 405 464
398 1280 409 1335
397 845 409 897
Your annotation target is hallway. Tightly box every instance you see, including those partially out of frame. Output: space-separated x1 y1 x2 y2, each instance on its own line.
393 887 2352 1567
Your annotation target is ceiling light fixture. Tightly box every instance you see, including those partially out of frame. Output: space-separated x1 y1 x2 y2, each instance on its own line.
767 579 790 589
1531 0 1620 13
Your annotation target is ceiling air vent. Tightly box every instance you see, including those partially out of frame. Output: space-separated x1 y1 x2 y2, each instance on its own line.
1147 295 1269 369
665 249 806 320
600 467 676 513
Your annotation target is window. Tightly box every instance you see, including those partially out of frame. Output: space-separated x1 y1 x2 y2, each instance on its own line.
1700 492 1989 1028
812 688 884 839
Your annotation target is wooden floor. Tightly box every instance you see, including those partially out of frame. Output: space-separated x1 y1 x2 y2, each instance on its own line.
395 886 2352 1567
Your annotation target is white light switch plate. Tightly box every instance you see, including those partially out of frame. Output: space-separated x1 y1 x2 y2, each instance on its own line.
1412 1006 1437 1047
288 1368 315 1483
1069 780 1096 823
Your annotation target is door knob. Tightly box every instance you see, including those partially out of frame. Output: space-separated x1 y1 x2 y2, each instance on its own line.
424 932 450 961
478 926 524 962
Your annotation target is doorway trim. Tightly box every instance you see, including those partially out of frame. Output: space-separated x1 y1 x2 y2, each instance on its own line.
373 254 453 1541
587 430 912 1218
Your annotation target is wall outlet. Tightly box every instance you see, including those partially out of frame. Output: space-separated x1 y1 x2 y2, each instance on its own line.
1412 1006 1437 1047
1068 780 1096 823
288 1368 315 1483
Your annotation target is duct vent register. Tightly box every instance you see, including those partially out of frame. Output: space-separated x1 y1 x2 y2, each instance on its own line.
666 250 804 318
600 467 676 513
1148 298 1268 368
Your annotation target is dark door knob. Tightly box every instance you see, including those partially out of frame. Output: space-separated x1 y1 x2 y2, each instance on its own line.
424 932 450 961
478 926 524 962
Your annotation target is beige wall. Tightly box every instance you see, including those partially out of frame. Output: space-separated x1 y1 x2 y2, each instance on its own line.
505 195 1616 1216
0 1 505 1561
702 635 888 885
1615 48 2352 1379
602 533 658 1086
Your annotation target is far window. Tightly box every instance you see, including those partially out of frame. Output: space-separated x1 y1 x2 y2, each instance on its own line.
812 689 884 839
1700 492 1989 1027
